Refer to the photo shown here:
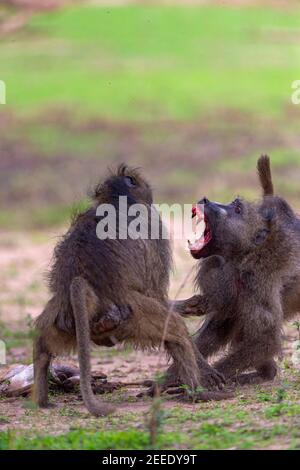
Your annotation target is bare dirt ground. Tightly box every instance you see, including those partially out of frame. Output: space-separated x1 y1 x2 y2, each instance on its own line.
0 229 299 449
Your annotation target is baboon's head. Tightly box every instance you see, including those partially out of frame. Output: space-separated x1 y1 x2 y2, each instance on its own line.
93 164 153 206
189 197 269 259
189 155 295 261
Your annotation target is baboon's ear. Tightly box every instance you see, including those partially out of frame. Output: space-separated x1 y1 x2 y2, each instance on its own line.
257 155 274 196
253 228 270 246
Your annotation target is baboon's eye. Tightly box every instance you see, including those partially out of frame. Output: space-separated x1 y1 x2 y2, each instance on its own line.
235 205 242 214
124 176 136 187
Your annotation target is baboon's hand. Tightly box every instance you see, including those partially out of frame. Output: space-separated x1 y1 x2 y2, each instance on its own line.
199 366 226 390
170 295 208 317
93 304 133 333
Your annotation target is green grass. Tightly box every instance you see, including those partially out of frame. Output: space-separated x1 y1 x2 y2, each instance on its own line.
1 3 300 225
1 399 300 449
0 199 90 230
0 429 180 450
1 4 300 120
0 319 34 351
221 148 300 173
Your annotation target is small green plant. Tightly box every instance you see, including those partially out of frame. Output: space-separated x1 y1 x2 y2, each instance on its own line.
276 385 288 403
146 371 169 448
256 390 272 402
265 404 284 418
147 397 167 448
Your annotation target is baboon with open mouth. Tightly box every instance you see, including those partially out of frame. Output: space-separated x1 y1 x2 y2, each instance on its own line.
173 156 300 385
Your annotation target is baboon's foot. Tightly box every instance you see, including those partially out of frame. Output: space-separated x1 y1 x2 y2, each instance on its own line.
137 384 234 402
137 368 225 398
136 366 181 397
234 361 277 386
199 366 226 390
234 372 276 386
190 389 235 402
136 378 178 398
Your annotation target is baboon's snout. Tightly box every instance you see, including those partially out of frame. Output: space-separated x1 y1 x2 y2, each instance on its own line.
198 198 227 219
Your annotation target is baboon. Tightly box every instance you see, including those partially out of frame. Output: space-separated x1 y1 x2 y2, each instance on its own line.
33 164 224 416
172 155 300 385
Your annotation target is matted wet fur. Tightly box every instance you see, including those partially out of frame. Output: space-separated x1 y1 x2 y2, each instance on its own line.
173 156 300 385
33 164 225 416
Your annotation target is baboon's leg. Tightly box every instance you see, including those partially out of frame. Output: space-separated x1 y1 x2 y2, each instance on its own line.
195 317 235 359
213 304 281 380
130 292 225 390
163 316 232 389
213 348 254 380
70 276 115 417
214 344 278 381
33 335 52 408
257 359 278 380
235 360 277 385
170 295 208 317
282 280 300 321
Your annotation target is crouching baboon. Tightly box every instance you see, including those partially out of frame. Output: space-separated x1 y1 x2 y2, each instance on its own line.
172 155 300 385
33 165 225 416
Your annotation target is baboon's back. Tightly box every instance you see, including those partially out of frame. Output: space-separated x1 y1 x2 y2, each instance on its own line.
47 207 171 332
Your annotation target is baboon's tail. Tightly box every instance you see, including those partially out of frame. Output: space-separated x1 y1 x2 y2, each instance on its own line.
70 277 114 417
257 155 274 196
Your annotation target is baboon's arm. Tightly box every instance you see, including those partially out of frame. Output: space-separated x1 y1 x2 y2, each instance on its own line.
169 295 208 317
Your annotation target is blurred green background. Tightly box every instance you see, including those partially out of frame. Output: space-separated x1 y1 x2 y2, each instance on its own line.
1 0 300 228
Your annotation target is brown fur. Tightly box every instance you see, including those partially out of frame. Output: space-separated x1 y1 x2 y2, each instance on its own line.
33 165 224 416
172 155 300 385
257 154 274 197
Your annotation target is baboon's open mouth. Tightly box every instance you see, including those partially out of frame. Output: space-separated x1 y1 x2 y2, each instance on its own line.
188 205 213 259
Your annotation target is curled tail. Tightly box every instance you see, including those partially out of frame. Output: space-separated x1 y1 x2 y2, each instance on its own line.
257 155 274 196
70 276 114 417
